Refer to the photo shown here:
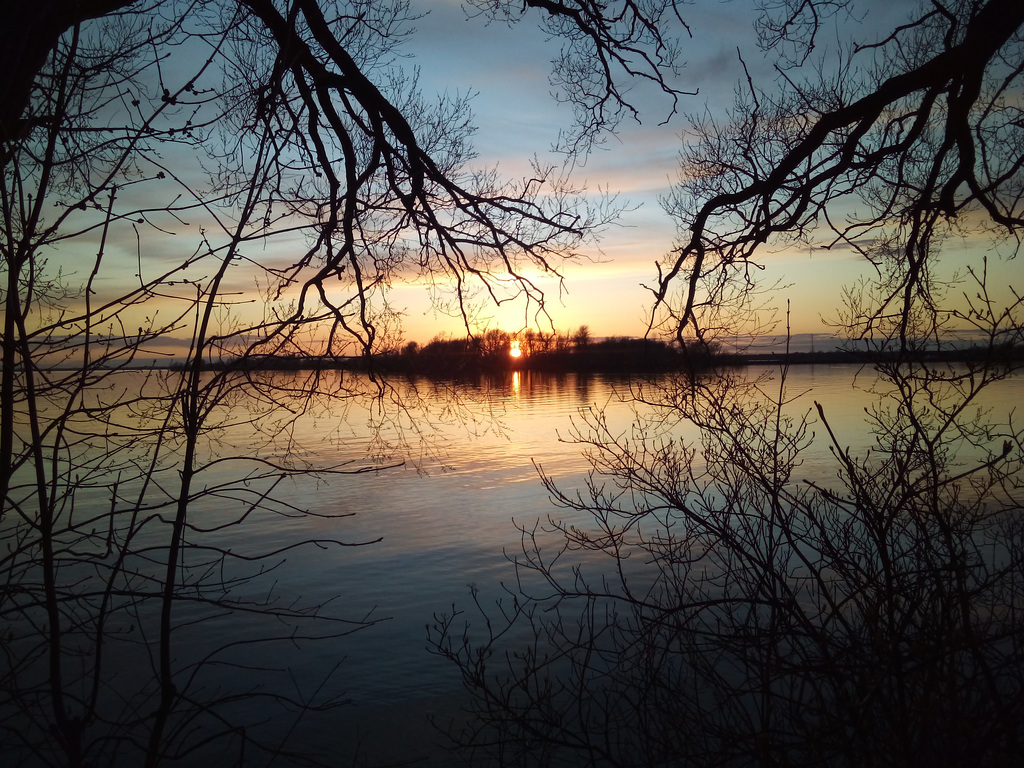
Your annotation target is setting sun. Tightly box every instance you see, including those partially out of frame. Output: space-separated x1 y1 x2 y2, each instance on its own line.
509 340 522 358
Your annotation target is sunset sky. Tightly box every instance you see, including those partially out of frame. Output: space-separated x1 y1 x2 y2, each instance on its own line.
382 0 1016 343
40 0 1020 351
393 0 798 340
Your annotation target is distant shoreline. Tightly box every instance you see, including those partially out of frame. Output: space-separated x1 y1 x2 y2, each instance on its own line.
20 342 1022 374
171 343 1024 375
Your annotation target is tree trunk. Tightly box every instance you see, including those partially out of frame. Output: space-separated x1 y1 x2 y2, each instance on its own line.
0 0 133 138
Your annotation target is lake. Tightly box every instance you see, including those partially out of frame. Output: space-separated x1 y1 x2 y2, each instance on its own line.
3 363 1020 766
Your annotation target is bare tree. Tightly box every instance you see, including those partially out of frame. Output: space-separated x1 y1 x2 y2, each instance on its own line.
432 294 1024 768
651 0 1023 347
430 2 1024 766
478 327 514 362
0 13 399 764
572 323 591 349
464 0 691 154
1 1 691 765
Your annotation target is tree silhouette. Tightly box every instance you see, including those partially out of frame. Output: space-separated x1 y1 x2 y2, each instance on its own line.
651 0 1024 347
430 2 1024 766
1 2 689 765
572 324 591 349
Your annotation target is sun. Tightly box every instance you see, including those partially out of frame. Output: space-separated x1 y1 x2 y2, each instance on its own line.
509 340 522 358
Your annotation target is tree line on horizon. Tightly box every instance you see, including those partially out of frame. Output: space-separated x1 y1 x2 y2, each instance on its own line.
214 324 1024 374
392 325 688 372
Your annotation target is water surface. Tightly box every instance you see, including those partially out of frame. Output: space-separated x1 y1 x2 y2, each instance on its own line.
7 364 1020 766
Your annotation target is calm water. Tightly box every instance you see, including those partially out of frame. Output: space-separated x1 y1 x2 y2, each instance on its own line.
179 363 1019 765
7 364 1021 766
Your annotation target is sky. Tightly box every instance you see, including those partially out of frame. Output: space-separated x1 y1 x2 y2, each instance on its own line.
390 0 750 341
381 0 996 344
33 0 1021 353
380 0 848 341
